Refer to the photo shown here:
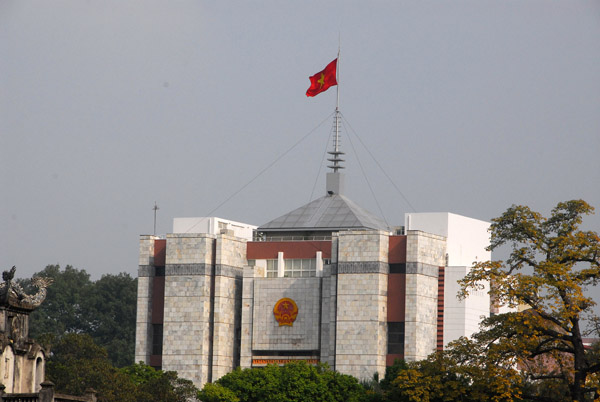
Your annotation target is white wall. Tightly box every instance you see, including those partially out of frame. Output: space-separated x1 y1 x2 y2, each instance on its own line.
443 266 490 345
405 212 490 266
405 212 491 347
172 217 256 240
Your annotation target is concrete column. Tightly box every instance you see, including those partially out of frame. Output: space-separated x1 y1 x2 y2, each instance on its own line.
319 263 337 367
135 235 159 364
211 235 247 381
404 230 446 361
316 251 323 277
277 252 284 278
162 233 215 389
240 265 264 368
335 230 389 381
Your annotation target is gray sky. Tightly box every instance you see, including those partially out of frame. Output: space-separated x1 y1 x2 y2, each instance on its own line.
2 1 599 282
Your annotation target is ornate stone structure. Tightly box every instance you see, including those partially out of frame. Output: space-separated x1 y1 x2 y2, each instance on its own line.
0 267 51 394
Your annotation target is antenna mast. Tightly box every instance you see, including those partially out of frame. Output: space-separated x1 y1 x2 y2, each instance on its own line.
327 47 345 172
153 201 159 235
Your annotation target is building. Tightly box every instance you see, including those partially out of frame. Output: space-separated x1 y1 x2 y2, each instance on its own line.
135 109 491 387
135 168 490 388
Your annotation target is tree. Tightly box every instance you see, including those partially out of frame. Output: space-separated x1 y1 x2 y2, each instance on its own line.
47 335 198 402
121 362 199 402
23 264 137 367
200 362 366 402
46 333 137 402
86 272 137 367
459 200 600 401
197 383 240 402
25 265 93 337
381 343 523 402
379 359 408 391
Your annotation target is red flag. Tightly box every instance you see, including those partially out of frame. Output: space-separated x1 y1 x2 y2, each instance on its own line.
306 59 338 97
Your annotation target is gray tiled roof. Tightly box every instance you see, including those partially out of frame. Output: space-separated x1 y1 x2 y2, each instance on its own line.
258 194 389 232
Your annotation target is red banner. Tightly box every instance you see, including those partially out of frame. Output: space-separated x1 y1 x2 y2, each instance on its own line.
306 59 337 97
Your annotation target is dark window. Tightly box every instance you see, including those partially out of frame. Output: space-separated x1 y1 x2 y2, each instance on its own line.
388 322 404 354
251 350 320 357
389 263 406 274
152 324 163 355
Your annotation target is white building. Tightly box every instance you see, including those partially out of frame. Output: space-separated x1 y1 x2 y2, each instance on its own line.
406 212 490 345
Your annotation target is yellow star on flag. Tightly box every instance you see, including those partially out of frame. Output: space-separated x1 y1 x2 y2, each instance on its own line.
317 73 325 88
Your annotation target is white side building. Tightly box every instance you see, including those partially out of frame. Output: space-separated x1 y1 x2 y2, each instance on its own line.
405 212 491 346
172 217 257 240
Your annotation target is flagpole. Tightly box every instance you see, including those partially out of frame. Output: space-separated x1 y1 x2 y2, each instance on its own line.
336 44 340 115
334 45 341 171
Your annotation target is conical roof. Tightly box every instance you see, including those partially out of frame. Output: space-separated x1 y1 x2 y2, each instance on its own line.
258 193 388 232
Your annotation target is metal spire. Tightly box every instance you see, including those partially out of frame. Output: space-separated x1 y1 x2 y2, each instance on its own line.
327 110 345 171
327 47 344 172
153 201 159 235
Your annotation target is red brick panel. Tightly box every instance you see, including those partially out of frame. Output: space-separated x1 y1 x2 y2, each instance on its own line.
386 354 404 366
388 236 407 263
247 241 332 260
437 266 445 351
154 239 166 266
151 276 165 324
387 274 406 322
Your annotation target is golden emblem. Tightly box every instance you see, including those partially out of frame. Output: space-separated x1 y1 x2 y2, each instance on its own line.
273 297 298 326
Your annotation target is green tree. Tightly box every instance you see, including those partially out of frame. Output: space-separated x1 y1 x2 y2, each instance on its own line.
47 336 197 402
46 333 136 402
198 383 240 402
379 359 408 391
459 200 600 402
201 362 365 402
25 264 93 337
86 272 137 367
23 264 137 367
121 362 199 402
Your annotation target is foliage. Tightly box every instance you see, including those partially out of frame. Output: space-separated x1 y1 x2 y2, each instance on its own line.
379 358 408 391
46 333 137 402
85 272 137 367
21 264 137 367
198 383 240 402
120 361 164 386
131 367 199 402
200 362 365 402
372 345 523 402
359 361 409 402
46 335 198 402
22 265 93 336
459 200 600 402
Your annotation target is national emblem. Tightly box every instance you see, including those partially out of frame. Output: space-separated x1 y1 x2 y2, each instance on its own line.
273 297 298 326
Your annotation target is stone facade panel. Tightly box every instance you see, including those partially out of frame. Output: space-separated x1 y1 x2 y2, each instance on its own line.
335 268 387 381
135 274 152 363
338 231 390 263
406 231 446 266
166 233 216 265
216 235 247 267
252 278 321 351
139 235 159 266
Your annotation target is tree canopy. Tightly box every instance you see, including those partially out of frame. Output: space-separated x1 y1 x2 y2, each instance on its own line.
22 264 137 367
198 362 365 402
459 200 600 402
46 333 137 402
46 333 197 402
